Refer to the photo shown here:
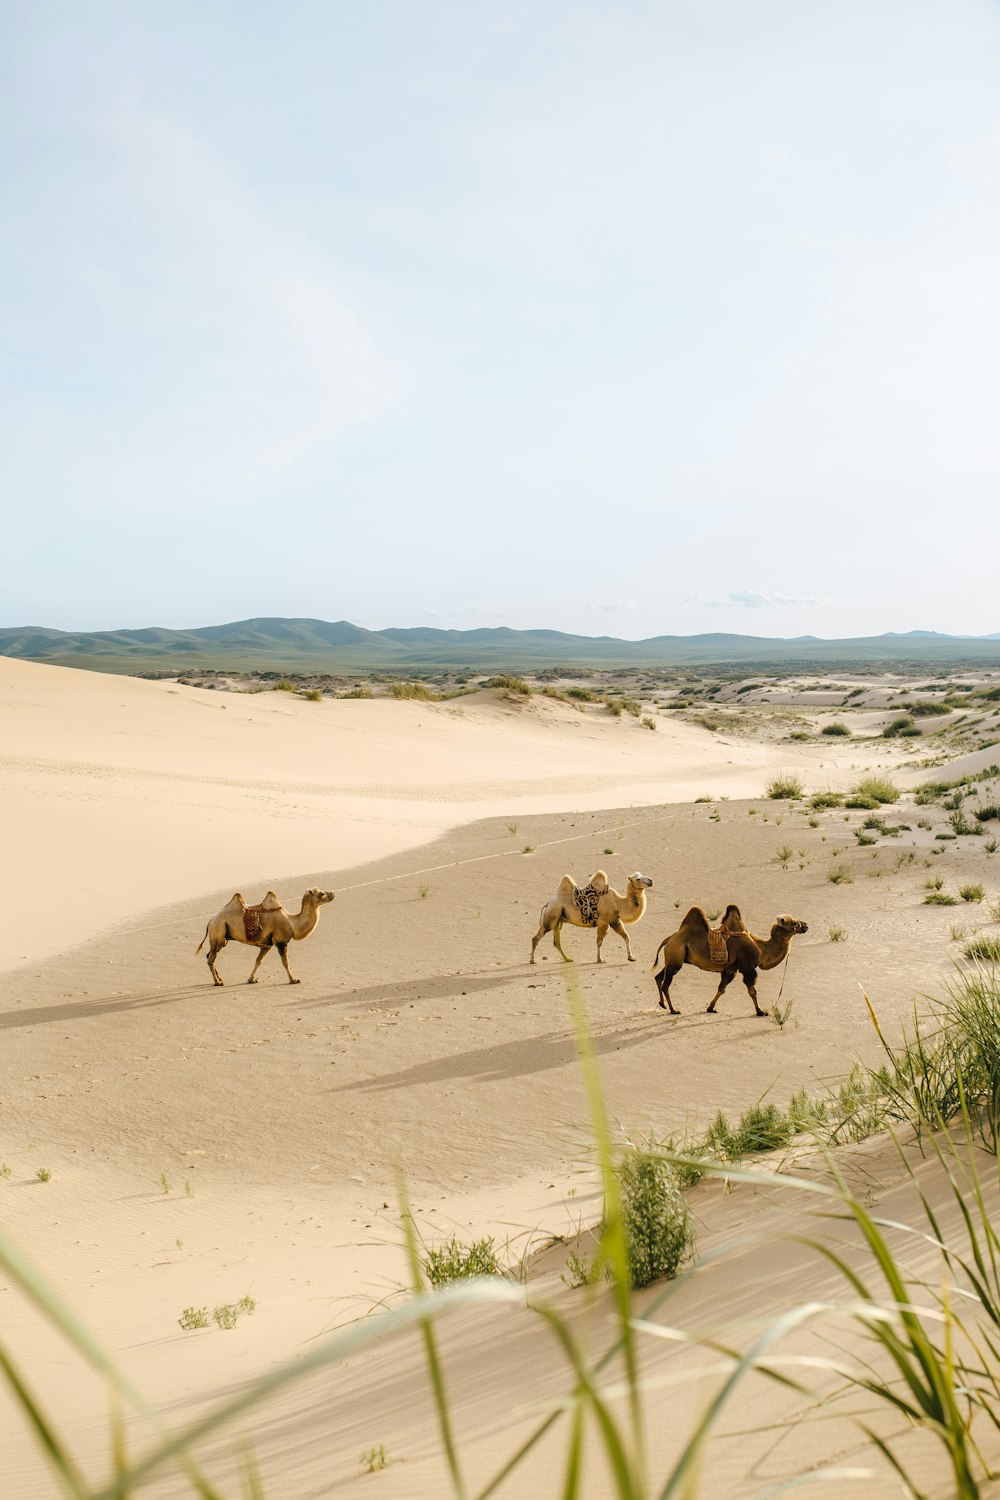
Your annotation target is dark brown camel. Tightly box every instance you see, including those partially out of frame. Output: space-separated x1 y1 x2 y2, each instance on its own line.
652 905 807 1016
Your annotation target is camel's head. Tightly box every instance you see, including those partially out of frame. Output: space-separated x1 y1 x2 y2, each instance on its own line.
775 914 808 936
629 872 654 890
307 889 335 906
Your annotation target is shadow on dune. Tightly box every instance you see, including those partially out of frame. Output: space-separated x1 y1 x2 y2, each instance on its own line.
331 1013 667 1093
0 985 209 1030
289 963 630 1013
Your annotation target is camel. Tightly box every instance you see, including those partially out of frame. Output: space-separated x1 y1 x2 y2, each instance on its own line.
196 889 335 986
652 905 808 1017
530 870 654 964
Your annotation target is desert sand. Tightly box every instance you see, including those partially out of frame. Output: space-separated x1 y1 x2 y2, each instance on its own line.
1 658 998 1496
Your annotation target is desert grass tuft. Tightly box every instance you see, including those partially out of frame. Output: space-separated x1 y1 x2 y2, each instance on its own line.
766 772 804 800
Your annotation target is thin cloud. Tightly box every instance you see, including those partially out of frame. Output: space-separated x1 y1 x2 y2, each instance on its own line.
687 590 826 609
584 599 637 613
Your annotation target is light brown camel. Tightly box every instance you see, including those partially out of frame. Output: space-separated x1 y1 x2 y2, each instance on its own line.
196 889 335 986
530 870 654 964
652 905 807 1016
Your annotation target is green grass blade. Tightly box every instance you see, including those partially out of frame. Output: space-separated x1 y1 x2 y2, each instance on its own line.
0 1340 90 1500
398 1175 468 1500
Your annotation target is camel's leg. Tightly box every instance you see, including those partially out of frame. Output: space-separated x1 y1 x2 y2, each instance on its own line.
246 943 270 985
276 942 300 985
741 965 766 1017
611 917 635 961
530 918 549 964
552 920 573 962
656 963 682 1014
595 921 610 963
706 965 738 1014
206 941 225 986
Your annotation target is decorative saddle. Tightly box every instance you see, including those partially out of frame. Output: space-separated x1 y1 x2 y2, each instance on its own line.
243 902 280 942
707 923 733 963
573 883 602 928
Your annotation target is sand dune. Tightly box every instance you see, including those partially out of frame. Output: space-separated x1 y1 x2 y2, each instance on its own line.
1 659 998 1496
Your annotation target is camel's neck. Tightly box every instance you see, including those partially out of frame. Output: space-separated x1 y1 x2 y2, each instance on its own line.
755 927 791 970
290 901 321 939
621 885 647 923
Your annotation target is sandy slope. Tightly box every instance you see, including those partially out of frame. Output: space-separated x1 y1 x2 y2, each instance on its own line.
0 658 901 972
1 659 998 1497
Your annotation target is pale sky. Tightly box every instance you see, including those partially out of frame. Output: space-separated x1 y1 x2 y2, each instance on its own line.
3 1 999 639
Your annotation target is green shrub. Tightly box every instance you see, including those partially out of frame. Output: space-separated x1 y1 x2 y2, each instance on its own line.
482 675 531 695
810 791 843 809
965 935 1000 963
827 865 853 884
821 722 851 737
924 892 959 905
615 1147 693 1289
850 775 900 805
272 679 296 692
303 688 322 702
766 772 804 800
566 687 597 701
844 794 880 810
883 715 917 738
178 1307 209 1331
391 681 436 701
960 883 986 903
340 684 374 699
423 1236 503 1287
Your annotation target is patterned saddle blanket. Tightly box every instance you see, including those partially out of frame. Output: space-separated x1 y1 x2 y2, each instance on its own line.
573 884 602 927
243 903 280 942
707 925 732 963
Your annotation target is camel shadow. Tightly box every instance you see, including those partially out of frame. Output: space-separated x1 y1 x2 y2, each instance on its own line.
331 1013 664 1093
290 966 539 1014
0 985 210 1031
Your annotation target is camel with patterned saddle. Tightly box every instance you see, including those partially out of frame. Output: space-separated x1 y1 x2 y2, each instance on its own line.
530 870 654 964
196 888 335 986
651 905 807 1017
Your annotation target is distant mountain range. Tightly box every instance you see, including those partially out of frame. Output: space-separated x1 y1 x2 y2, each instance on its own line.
3 618 1000 673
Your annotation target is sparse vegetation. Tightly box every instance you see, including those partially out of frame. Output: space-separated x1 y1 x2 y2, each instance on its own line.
827 865 853 884
35 1168 51 1183
960 883 986 903
341 683 375 699
766 772 804 800
178 1306 209 1331
965 935 1000 962
422 1235 503 1287
483 675 532 695
924 891 959 906
810 791 843 809
827 924 847 942
821 722 851 736
850 774 900 804
641 715 656 731
360 1444 388 1474
391 681 436 701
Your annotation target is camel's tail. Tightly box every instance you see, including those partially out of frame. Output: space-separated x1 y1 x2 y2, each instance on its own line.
651 937 667 971
196 926 209 954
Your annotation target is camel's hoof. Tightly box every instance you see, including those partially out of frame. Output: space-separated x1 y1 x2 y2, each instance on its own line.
288 978 301 985
757 1010 769 1019
246 977 257 985
627 954 636 962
